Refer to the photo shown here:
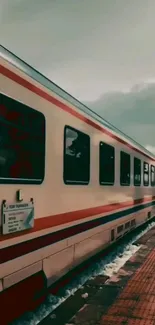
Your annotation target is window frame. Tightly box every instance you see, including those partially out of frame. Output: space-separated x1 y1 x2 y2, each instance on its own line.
120 151 131 186
143 161 149 186
134 157 141 186
0 93 45 185
99 141 115 186
63 125 90 185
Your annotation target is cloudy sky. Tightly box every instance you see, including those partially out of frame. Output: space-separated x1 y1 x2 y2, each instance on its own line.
1 0 155 151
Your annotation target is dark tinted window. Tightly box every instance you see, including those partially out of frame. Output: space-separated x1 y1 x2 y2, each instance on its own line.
125 221 130 229
0 93 45 184
99 142 115 185
117 225 124 233
120 151 130 186
151 165 155 186
131 219 136 227
64 126 90 185
134 157 141 186
111 229 115 241
143 162 149 186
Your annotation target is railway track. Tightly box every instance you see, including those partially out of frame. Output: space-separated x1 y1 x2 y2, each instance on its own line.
12 218 155 325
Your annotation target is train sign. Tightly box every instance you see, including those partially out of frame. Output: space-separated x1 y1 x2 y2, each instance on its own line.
2 201 34 235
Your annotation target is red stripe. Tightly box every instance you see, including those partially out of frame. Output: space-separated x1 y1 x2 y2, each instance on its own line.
0 196 153 242
0 196 154 265
0 64 154 161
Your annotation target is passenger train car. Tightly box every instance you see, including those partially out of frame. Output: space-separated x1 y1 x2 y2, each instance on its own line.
0 44 155 323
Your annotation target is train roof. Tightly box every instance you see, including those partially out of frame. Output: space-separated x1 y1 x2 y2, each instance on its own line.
0 44 155 159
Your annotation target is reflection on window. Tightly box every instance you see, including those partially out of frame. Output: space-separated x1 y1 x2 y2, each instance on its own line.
63 126 90 185
143 162 149 186
134 157 141 186
99 142 115 185
151 165 155 186
120 151 130 186
0 93 45 184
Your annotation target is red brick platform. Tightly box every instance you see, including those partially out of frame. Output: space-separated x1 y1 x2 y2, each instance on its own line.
40 225 155 325
101 247 155 324
71 227 155 325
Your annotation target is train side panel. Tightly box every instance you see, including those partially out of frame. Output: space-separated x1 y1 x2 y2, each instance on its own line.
0 53 155 324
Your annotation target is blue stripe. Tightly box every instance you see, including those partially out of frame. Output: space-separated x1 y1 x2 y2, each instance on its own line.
1 199 155 264
73 201 155 233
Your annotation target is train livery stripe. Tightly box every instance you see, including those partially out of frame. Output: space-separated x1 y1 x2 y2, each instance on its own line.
0 64 155 161
0 199 154 264
0 196 154 242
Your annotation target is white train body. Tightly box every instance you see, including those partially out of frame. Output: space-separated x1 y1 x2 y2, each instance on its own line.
0 45 155 323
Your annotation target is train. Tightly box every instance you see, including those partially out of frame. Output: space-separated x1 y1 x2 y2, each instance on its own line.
0 44 155 324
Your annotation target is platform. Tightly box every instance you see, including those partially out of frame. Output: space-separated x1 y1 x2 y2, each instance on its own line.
69 226 155 325
40 225 155 325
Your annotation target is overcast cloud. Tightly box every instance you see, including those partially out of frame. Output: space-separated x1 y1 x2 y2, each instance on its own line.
1 0 155 150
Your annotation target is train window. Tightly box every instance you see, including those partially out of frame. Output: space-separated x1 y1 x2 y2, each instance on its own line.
131 219 136 227
111 229 115 242
0 93 45 184
151 165 155 186
99 142 115 185
125 221 130 229
134 157 141 186
120 151 130 186
63 126 90 185
117 224 124 233
143 162 149 186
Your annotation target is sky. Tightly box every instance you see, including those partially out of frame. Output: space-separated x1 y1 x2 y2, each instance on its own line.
1 0 155 151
